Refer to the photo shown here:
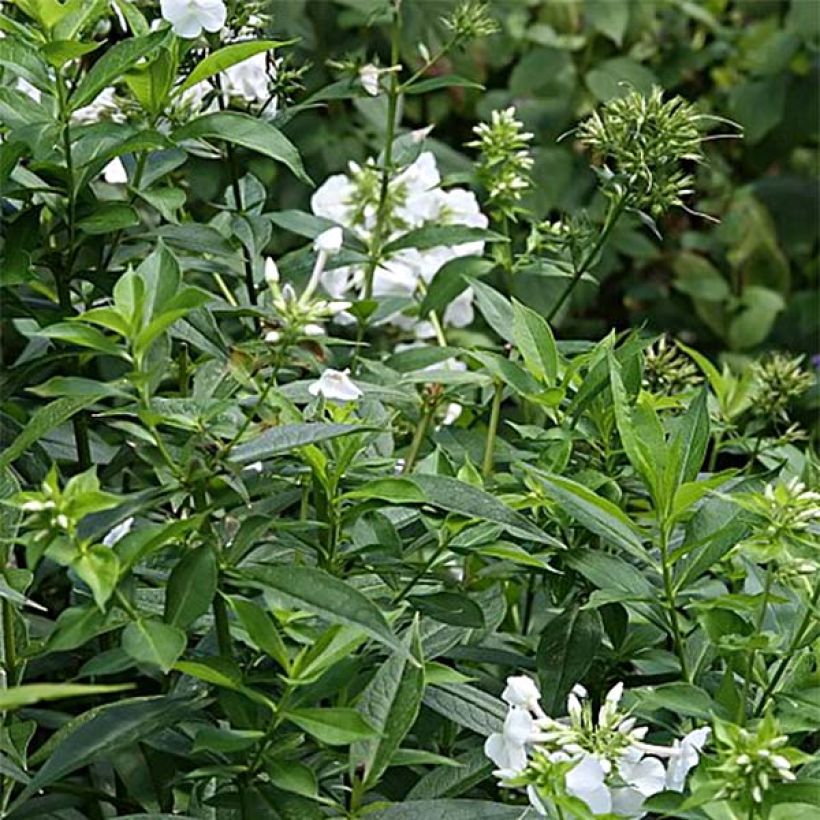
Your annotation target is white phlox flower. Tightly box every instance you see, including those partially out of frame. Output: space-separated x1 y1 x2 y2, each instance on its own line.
484 706 540 777
308 369 362 404
160 0 227 38
359 64 381 96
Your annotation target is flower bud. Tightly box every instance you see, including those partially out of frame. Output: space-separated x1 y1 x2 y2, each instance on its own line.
264 257 280 286
314 226 344 256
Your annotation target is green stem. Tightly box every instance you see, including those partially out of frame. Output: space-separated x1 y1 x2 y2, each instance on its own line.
402 404 434 474
659 524 690 682
708 428 724 473
755 580 820 715
482 381 503 477
546 196 626 323
55 77 91 471
362 5 402 302
738 564 773 725
1 599 17 688
212 590 233 660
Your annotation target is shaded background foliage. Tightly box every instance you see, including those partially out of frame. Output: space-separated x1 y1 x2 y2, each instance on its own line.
183 0 819 356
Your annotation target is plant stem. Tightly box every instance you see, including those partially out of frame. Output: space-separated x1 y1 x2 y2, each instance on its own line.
708 428 724 473
55 77 91 471
402 404 434 474
482 380 503 477
1 600 17 688
755 580 820 715
212 590 233 660
362 4 401 301
546 196 626 323
659 524 690 682
738 564 773 725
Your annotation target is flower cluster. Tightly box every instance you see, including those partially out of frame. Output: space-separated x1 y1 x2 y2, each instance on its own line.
485 676 709 817
442 0 500 42
468 107 534 221
751 352 815 424
731 477 820 567
710 715 801 810
311 151 488 338
576 87 704 218
263 228 350 345
642 335 703 396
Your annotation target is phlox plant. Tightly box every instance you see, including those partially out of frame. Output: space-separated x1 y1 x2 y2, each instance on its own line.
0 1 817 819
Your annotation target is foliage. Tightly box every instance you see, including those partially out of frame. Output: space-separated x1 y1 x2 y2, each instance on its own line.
0 1 817 819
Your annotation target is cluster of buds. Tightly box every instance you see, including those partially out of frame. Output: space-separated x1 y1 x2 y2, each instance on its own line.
263 228 351 346
730 477 820 566
710 716 801 809
442 0 499 43
468 107 534 221
576 87 709 219
642 335 703 396
485 676 709 817
524 215 597 274
221 0 270 41
751 352 815 424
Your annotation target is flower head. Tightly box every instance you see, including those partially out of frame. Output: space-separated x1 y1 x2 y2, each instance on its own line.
160 0 227 38
359 64 381 96
308 369 362 404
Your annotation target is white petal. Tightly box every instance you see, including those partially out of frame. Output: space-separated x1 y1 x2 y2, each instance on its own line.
314 226 344 255
103 158 128 184
502 675 542 711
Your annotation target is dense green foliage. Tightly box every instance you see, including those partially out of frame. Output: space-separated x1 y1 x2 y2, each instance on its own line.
0 1 817 819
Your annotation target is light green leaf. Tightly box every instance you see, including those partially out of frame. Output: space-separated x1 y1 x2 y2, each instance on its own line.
176 40 289 94
512 299 558 385
121 619 186 672
69 29 170 112
528 470 646 559
383 225 506 254
367 800 527 819
422 684 505 736
0 683 132 711
468 278 514 344
284 707 377 745
72 545 120 609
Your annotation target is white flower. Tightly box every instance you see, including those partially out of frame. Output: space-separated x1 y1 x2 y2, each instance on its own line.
314 226 344 256
71 87 123 125
103 158 128 184
565 754 612 815
221 51 271 105
302 323 324 337
359 64 381 96
441 402 462 426
264 330 281 344
308 369 362 403
502 675 542 713
160 0 226 38
264 257 280 286
310 173 356 227
484 706 536 776
103 517 133 547
665 727 710 792
243 461 263 473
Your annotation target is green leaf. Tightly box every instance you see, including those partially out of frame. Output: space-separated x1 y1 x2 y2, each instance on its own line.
164 545 217 628
418 256 493 317
230 597 290 671
630 682 724 721
16 696 193 804
512 299 558 386
586 56 657 101
238 565 403 656
468 278 514 344
69 29 170 112
229 423 369 464
422 684 505 736
265 758 318 798
174 658 242 690
586 0 629 45
192 726 264 754
383 225 506 254
176 40 289 94
41 39 101 69
537 606 603 715
40 322 126 357
283 707 377 745
72 545 119 609
528 470 646 559
174 111 310 184
0 395 105 470
367 801 525 819
0 683 132 711
407 746 492 800
77 202 140 235
121 619 186 672
407 592 485 628
351 625 425 787
665 388 710 499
